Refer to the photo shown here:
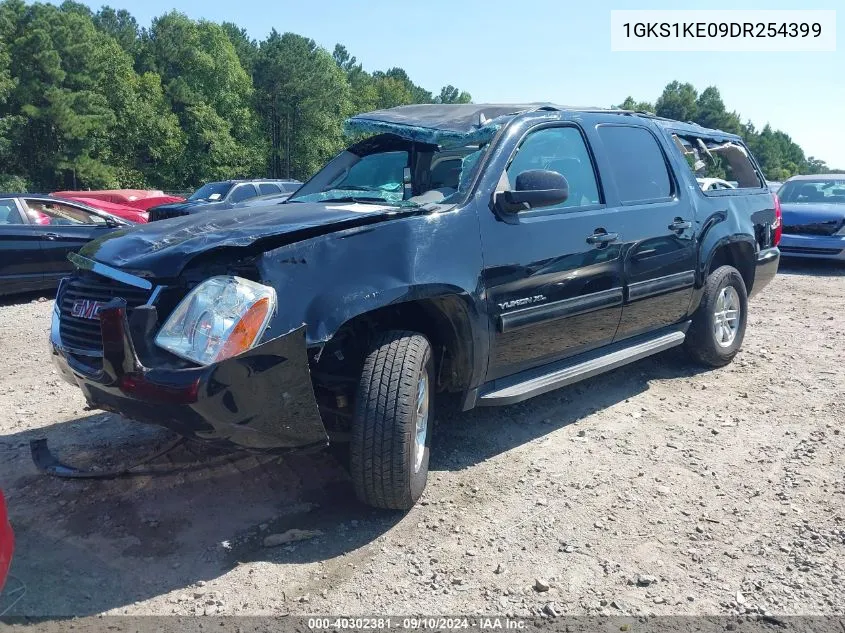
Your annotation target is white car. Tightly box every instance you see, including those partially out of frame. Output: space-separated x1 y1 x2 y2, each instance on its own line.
697 177 736 191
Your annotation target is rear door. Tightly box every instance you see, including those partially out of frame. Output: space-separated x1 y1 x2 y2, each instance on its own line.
0 198 47 294
592 124 697 341
480 120 625 380
23 198 116 282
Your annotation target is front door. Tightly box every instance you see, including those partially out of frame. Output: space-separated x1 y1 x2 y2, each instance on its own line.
479 123 624 381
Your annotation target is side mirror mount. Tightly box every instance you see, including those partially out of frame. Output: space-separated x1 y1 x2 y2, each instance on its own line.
494 169 569 214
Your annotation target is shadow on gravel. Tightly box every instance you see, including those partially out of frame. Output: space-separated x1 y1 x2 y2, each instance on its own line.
0 348 705 616
777 258 845 277
0 290 55 308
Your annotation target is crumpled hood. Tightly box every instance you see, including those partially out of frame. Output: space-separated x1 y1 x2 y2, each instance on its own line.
79 201 408 278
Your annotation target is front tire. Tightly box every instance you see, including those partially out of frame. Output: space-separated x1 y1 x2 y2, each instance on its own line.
350 330 433 510
685 265 748 367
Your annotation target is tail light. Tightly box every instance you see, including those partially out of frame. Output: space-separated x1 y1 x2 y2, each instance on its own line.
772 193 782 246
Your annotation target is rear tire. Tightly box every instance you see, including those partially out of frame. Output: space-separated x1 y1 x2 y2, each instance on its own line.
350 330 433 510
685 265 748 367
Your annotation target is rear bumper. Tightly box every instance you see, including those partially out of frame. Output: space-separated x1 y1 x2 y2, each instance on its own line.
779 234 845 261
50 300 328 453
749 246 780 298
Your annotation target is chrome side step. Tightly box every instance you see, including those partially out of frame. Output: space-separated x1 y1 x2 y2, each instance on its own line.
478 329 687 406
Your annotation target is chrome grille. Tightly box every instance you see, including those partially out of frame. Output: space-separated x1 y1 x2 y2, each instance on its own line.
58 273 151 354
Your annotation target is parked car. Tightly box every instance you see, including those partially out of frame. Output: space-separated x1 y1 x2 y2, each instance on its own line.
49 104 780 510
0 489 11 592
777 174 845 260
52 189 167 204
697 177 735 191
64 197 150 224
766 181 783 193
148 179 302 221
0 194 131 296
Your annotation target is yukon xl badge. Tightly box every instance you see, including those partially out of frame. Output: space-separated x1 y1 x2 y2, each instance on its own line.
70 299 106 320
498 295 547 311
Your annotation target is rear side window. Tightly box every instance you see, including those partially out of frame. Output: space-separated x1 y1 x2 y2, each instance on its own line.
0 200 23 225
230 184 258 203
259 183 281 195
672 134 764 189
597 125 673 204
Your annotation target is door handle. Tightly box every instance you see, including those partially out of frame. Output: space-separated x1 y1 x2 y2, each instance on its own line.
586 231 619 246
41 233 59 241
668 218 692 232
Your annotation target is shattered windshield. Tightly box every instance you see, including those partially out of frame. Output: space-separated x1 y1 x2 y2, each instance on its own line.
289 136 487 206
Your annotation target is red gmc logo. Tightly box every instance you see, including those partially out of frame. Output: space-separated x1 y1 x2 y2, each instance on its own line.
71 299 106 320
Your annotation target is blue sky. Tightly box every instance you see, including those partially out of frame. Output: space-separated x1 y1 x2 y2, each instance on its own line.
77 0 844 168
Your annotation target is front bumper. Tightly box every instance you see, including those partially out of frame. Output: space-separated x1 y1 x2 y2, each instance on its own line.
51 299 328 453
779 233 845 261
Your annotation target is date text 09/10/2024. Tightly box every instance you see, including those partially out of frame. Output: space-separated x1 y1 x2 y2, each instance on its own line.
306 618 527 630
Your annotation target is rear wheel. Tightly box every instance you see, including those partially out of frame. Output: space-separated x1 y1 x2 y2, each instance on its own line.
685 265 748 367
350 330 433 510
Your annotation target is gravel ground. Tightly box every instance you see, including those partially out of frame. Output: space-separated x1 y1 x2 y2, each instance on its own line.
0 260 843 618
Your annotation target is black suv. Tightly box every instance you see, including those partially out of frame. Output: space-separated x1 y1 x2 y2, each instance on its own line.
148 179 301 221
49 104 780 510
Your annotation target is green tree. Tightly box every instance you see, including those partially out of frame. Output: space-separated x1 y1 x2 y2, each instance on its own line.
143 11 264 186
255 31 351 179
617 96 654 112
655 81 698 122
435 85 471 104
93 6 140 59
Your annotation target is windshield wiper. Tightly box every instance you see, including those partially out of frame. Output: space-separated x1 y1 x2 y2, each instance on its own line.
318 196 395 205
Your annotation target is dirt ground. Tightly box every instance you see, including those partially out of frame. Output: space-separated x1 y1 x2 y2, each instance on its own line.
0 260 843 619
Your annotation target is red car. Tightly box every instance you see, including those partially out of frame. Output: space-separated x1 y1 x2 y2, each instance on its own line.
66 196 150 224
51 189 165 204
0 489 13 592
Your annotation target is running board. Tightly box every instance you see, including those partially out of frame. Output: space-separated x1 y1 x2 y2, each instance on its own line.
477 329 687 406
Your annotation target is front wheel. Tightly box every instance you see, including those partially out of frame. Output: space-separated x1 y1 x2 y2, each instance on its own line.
685 265 749 367
350 330 433 510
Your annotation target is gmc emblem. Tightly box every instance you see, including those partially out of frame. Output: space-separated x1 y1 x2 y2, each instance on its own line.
71 299 106 320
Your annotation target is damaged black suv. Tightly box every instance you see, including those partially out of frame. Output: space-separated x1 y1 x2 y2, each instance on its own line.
50 104 781 510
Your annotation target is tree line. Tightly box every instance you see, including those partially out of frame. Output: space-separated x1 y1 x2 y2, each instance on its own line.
619 82 840 181
0 0 471 192
0 1 834 193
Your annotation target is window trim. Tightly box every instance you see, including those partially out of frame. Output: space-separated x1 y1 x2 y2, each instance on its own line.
499 121 606 215
595 123 678 207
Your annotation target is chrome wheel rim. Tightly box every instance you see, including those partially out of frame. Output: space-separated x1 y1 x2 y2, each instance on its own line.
414 373 429 473
713 286 740 348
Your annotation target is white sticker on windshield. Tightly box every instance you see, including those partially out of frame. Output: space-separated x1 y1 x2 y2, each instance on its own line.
208 193 222 200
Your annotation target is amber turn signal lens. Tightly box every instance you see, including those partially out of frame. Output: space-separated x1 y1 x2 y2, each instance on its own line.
216 297 272 362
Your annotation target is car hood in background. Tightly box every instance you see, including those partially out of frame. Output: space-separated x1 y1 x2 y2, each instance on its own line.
79 201 419 278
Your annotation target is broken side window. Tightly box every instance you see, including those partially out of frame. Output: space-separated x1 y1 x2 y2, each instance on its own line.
672 134 764 190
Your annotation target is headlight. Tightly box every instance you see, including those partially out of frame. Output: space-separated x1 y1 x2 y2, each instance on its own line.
155 276 276 365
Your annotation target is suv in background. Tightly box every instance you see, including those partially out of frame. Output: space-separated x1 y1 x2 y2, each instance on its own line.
49 104 781 510
148 179 301 221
